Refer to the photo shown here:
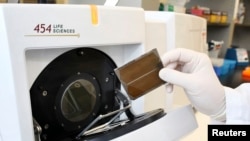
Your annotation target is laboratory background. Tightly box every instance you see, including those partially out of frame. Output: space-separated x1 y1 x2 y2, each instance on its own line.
0 0 249 141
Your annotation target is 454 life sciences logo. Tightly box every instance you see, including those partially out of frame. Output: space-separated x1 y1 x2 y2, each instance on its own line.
26 24 79 37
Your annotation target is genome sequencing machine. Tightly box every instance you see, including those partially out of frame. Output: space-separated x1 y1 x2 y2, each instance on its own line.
0 2 206 141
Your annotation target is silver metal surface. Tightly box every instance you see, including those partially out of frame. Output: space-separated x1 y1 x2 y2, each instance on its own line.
33 118 42 141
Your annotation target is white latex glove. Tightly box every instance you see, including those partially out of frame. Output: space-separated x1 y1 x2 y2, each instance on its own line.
159 48 226 121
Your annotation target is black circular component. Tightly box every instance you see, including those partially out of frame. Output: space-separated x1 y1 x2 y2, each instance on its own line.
30 48 120 141
54 73 101 131
59 76 97 123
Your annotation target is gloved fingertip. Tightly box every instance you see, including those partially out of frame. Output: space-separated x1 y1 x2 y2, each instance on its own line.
159 69 167 81
165 84 173 93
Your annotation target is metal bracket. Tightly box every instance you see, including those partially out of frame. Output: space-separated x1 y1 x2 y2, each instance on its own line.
33 118 42 141
75 89 136 139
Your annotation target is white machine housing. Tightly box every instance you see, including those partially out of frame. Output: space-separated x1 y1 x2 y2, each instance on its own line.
0 4 198 141
0 4 145 141
144 11 207 112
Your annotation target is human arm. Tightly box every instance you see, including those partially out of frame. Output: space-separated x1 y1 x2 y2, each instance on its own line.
224 83 250 124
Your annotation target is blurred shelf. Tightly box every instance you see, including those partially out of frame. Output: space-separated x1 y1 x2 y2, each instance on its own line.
235 23 250 27
207 22 230 27
186 0 237 57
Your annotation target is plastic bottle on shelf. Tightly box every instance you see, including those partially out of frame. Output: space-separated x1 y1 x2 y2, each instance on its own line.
165 0 190 13
220 11 228 24
203 9 211 22
210 11 222 23
237 1 245 24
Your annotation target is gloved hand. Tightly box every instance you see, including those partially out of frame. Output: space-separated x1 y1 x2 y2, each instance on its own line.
159 48 226 121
